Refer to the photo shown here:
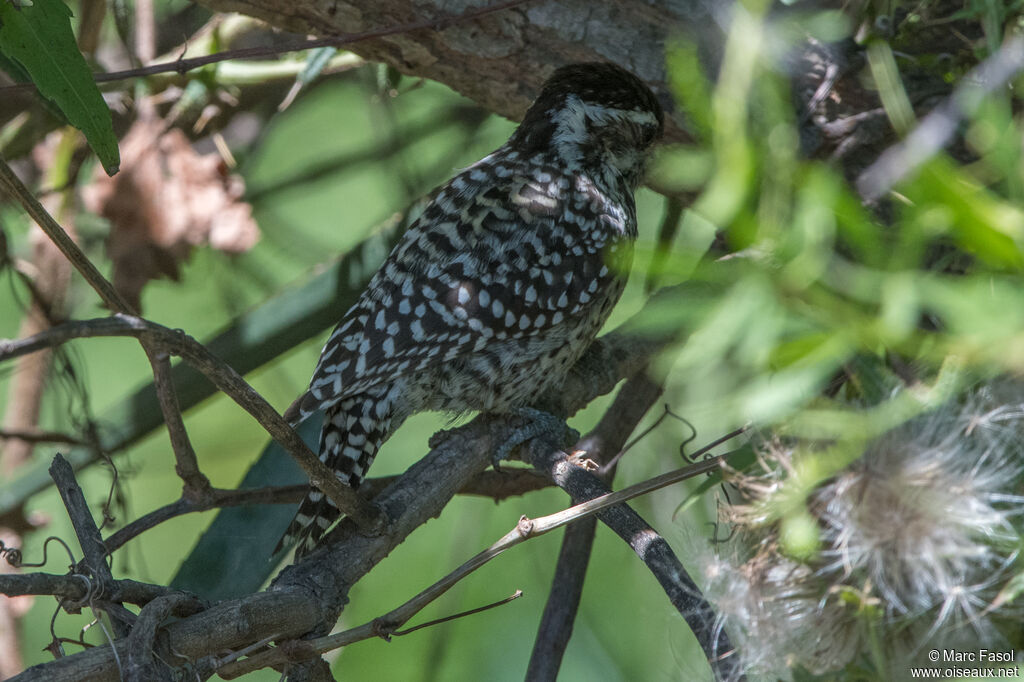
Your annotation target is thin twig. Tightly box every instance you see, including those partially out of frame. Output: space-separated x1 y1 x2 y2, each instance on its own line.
47 454 128 636
144 349 210 498
0 314 382 531
103 468 549 553
390 590 523 636
0 0 532 95
0 160 133 312
102 485 308 553
0 428 87 446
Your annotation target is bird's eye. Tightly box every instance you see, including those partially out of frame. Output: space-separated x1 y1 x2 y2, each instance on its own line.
638 124 656 148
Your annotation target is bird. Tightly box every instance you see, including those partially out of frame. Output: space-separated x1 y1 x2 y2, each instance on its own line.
278 62 664 558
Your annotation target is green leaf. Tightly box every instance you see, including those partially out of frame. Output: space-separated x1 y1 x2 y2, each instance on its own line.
0 0 119 174
169 417 317 600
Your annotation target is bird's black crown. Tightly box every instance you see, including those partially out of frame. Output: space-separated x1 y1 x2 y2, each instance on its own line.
509 62 664 187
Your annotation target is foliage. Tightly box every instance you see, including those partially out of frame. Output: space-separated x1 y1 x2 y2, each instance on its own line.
0 0 119 173
648 2 1024 678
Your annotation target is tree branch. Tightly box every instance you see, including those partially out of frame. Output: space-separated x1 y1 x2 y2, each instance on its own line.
0 160 133 313
102 485 308 554
124 593 200 682
102 468 549 554
0 312 381 531
523 438 740 680
527 372 663 681
0 156 385 533
0 572 203 614
0 0 532 96
218 432 742 677
145 350 210 499
0 428 87 446
47 454 128 636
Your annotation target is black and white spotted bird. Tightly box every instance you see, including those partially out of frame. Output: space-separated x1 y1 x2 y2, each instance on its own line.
278 62 664 557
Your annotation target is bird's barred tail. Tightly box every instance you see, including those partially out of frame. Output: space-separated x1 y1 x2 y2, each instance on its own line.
275 395 391 558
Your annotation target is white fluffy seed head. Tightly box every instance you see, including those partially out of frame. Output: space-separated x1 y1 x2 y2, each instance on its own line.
700 381 1024 679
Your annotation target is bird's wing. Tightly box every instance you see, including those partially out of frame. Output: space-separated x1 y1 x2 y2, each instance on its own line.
285 160 631 423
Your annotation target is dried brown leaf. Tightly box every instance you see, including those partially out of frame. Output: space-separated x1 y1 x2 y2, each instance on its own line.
82 120 259 310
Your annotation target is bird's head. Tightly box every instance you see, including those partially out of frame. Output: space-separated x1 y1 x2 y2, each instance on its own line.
509 62 664 189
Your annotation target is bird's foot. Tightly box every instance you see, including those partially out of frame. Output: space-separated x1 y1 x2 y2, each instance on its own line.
493 407 579 470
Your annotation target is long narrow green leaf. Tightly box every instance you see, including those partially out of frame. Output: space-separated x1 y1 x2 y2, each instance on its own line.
169 417 318 600
0 0 120 174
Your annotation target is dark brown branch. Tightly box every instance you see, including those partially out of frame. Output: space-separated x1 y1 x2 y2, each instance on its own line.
13 591 319 682
124 593 202 682
527 373 663 681
102 485 309 554
0 428 87 446
0 160 133 312
527 516 595 678
146 350 208 495
144 350 210 498
104 468 549 553
0 0 531 95
0 314 381 531
523 439 739 681
47 454 127 636
0 573 204 614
